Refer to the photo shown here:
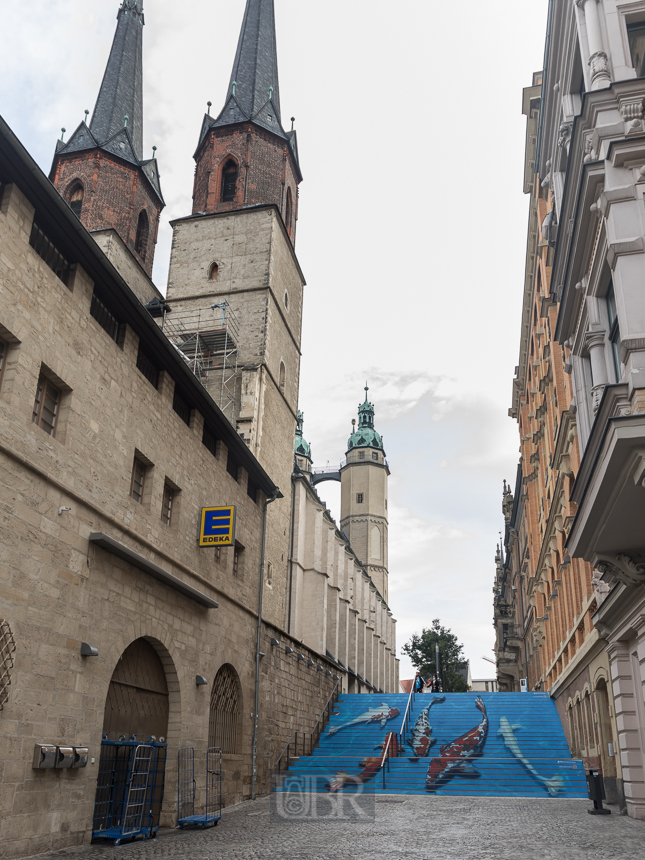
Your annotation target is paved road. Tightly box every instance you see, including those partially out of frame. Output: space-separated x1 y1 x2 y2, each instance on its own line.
26 796 645 860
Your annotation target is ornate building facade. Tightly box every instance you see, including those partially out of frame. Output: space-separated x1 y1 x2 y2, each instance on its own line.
497 0 645 820
0 1 398 855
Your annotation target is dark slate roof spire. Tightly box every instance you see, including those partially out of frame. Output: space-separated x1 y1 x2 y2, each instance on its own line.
90 1 145 160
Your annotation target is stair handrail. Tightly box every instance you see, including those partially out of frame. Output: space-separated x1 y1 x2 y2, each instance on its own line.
379 730 396 790
275 679 341 772
398 680 416 747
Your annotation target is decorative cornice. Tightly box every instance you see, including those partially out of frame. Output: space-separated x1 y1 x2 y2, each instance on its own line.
596 552 645 588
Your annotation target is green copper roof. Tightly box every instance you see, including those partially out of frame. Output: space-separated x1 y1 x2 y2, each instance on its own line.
347 386 384 453
295 410 312 460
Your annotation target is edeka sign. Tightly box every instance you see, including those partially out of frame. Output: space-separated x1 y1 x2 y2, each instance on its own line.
199 506 236 547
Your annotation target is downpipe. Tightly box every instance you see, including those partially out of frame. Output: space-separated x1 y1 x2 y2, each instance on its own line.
251 488 281 801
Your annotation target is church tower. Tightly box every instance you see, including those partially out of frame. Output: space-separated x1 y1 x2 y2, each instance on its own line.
166 0 304 628
340 388 390 601
50 1 164 276
192 0 301 242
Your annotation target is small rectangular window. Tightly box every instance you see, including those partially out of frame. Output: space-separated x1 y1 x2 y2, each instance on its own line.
32 376 60 436
227 450 239 481
136 343 159 388
372 452 378 461
628 22 645 77
356 493 364 504
359 451 365 460
203 425 219 458
130 457 147 504
172 387 191 425
247 476 259 504
161 482 174 526
90 289 125 346
29 221 73 287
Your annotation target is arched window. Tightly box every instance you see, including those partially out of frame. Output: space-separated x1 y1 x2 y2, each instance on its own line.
67 182 84 219
285 187 293 237
221 159 238 203
209 664 241 753
209 262 219 281
135 210 149 261
279 361 286 394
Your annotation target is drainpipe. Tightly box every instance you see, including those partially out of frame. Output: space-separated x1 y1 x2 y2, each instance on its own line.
251 487 281 801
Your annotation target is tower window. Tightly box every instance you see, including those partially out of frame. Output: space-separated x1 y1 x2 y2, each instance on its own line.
32 376 61 436
279 361 286 394
356 493 364 504
359 451 365 460
209 262 219 280
372 452 378 461
67 182 84 219
285 187 293 237
221 159 238 202
135 210 149 261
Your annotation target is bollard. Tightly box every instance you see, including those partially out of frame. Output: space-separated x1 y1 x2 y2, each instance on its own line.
586 769 611 815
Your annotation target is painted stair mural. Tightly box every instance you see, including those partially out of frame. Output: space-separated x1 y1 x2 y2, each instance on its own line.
278 692 587 797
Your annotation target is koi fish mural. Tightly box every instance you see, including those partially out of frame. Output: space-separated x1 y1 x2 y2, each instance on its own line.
425 696 488 791
497 717 564 796
327 703 400 737
328 732 403 792
408 696 445 758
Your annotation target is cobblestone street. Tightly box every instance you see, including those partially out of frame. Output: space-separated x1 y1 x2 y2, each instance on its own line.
25 796 645 860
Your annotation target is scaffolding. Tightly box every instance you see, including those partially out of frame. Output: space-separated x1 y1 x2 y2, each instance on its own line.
160 303 239 425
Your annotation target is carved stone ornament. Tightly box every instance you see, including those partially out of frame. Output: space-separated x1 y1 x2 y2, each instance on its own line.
596 553 645 588
583 134 595 164
620 98 645 136
590 51 611 86
558 121 573 149
591 570 613 606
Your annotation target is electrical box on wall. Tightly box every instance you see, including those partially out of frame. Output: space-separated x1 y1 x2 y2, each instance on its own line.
520 678 528 692
32 744 57 769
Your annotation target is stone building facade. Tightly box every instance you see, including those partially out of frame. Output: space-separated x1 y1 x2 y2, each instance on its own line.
498 0 645 820
0 1 398 856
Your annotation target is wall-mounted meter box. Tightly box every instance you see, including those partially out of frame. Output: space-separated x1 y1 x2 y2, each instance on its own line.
32 744 57 769
520 678 528 692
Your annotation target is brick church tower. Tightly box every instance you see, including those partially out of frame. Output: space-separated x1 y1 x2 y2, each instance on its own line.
166 0 305 628
50 1 163 276
192 0 302 242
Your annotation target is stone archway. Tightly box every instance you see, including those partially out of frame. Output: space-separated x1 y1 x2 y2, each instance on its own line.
103 638 169 741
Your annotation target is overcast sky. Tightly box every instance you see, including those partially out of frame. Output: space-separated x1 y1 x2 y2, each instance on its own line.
0 0 550 682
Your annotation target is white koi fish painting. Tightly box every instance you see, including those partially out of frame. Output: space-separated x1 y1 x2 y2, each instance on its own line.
497 717 564 796
328 703 400 737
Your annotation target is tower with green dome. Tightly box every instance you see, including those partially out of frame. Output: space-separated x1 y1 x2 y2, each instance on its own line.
340 386 390 601
294 410 312 474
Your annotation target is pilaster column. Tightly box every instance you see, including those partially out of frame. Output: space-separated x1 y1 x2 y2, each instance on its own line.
576 0 612 90
585 329 609 413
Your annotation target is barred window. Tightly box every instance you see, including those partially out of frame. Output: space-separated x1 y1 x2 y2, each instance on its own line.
136 343 159 388
356 493 364 504
29 221 73 287
161 482 174 526
203 425 219 458
32 376 60 436
173 387 191 425
0 619 16 711
208 664 241 753
130 457 147 504
90 289 125 346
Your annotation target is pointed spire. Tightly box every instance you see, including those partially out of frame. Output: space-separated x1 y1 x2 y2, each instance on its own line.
228 0 281 123
90 1 145 159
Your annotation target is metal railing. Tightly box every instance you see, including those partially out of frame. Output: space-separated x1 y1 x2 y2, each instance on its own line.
275 680 341 773
398 681 417 749
379 731 398 789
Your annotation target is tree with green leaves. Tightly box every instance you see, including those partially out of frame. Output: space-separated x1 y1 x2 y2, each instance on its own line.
402 619 469 692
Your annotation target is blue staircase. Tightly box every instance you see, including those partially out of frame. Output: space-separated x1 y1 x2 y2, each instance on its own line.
278 692 588 797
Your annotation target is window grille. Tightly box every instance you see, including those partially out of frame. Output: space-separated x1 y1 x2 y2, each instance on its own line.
136 344 159 388
0 619 16 711
131 458 146 504
227 451 239 481
29 221 73 287
356 493 364 504
208 665 241 754
161 483 174 526
221 161 238 202
32 376 61 436
90 290 124 346
173 388 191 425
203 425 219 458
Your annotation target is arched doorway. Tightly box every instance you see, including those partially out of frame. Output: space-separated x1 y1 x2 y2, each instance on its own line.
103 638 169 741
208 664 241 753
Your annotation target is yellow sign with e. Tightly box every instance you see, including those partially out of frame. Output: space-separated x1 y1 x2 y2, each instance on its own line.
199 506 236 547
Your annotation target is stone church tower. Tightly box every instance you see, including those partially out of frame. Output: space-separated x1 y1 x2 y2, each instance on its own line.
340 388 390 601
49 1 164 277
166 0 304 627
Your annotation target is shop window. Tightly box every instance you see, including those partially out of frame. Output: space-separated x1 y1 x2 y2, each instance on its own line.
32 375 61 436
